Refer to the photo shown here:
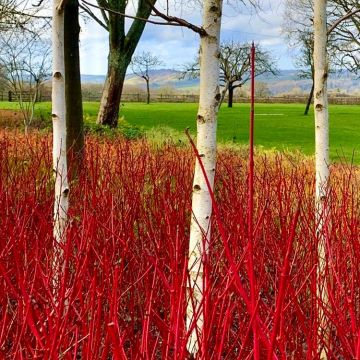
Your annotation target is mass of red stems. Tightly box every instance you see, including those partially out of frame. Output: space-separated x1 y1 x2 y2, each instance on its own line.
0 132 359 359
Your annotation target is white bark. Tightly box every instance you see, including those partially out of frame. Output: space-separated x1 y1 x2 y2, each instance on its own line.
186 0 223 355
52 0 68 249
313 0 329 358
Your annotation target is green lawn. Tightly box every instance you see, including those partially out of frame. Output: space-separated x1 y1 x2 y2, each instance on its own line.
1 101 359 162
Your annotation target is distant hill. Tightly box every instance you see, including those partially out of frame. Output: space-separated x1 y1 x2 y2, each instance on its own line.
81 74 106 84
81 69 360 95
81 70 198 91
256 69 360 95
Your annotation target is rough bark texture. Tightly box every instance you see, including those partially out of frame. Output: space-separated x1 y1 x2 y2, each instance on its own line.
97 50 127 127
97 0 156 127
186 0 223 355
313 0 329 358
52 0 68 247
64 0 84 174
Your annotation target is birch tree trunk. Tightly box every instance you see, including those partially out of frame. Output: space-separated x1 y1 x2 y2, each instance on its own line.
52 0 69 264
313 0 329 358
186 0 222 356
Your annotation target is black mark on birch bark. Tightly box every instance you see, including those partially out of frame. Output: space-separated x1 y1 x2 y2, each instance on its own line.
197 115 206 124
194 185 201 191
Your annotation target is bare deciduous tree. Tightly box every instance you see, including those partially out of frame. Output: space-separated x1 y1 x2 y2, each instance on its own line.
219 41 277 107
80 0 157 127
80 0 209 127
329 0 360 73
182 41 277 107
0 29 51 133
131 51 163 104
283 0 360 115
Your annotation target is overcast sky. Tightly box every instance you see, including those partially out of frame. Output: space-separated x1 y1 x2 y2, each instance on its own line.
79 0 294 75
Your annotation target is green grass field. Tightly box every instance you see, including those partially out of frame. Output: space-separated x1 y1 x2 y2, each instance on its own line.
1 101 359 162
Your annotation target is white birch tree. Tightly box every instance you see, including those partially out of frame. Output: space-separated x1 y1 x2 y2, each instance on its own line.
313 0 329 358
52 0 69 271
187 0 223 355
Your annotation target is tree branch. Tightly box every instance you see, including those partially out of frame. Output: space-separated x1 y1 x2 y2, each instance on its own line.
148 2 207 36
79 3 108 30
81 0 206 35
328 8 360 35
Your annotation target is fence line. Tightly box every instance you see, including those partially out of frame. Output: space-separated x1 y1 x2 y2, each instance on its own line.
1 91 360 105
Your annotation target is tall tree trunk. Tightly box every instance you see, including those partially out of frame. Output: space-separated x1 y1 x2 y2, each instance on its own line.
96 0 157 127
96 49 128 127
313 0 329 358
52 0 69 280
304 81 314 115
64 0 84 175
146 78 150 104
228 84 234 108
186 0 223 356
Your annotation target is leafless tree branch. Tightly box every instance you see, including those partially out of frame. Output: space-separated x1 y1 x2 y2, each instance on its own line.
81 0 206 35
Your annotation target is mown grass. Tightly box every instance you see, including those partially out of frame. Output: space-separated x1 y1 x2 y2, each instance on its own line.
0 101 359 162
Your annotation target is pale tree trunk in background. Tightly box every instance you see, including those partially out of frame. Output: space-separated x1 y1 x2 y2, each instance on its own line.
313 0 329 358
52 0 69 272
186 0 223 356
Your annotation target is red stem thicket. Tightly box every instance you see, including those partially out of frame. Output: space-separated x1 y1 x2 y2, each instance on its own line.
0 131 359 359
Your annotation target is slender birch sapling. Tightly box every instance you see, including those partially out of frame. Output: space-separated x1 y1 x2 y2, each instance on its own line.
313 0 329 357
186 0 223 355
52 0 69 269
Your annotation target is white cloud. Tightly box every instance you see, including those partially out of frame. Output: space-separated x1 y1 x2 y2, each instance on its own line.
259 37 283 47
79 0 295 75
80 21 108 75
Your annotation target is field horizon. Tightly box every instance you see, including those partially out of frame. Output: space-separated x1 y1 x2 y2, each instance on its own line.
0 101 358 163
